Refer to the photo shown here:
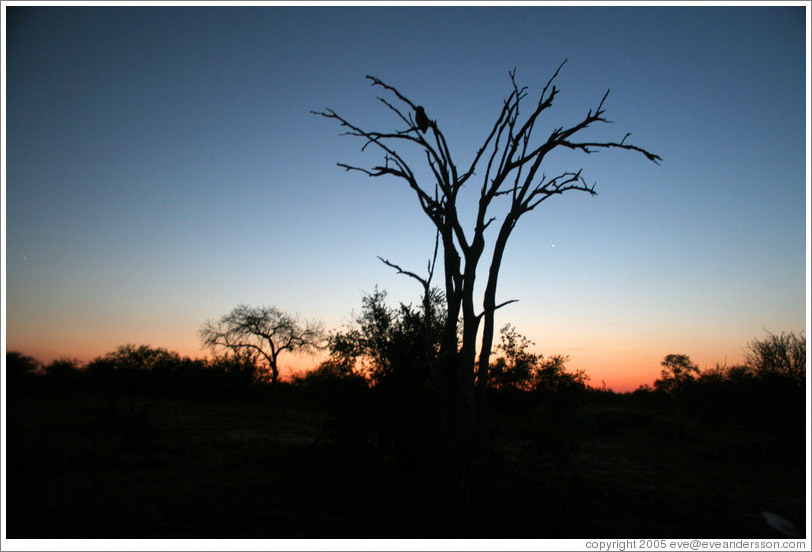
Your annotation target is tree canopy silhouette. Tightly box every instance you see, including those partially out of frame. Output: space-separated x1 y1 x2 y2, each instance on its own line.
655 353 700 395
200 305 325 387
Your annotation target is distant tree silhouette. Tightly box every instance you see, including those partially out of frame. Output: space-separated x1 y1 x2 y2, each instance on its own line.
655 353 699 395
200 305 325 387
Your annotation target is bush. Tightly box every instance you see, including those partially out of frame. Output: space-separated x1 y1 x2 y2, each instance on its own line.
744 331 805 384
6 351 42 392
321 287 446 396
80 344 265 399
653 354 700 395
488 324 589 400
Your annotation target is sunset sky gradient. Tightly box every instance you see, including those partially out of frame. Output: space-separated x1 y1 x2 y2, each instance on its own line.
3 4 809 391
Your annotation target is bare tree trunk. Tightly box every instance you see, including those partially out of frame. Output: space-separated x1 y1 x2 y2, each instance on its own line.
477 216 516 397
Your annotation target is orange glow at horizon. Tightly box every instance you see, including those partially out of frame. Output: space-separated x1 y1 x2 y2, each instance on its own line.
6 329 751 394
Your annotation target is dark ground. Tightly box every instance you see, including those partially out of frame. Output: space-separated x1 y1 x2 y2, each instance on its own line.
5 386 807 539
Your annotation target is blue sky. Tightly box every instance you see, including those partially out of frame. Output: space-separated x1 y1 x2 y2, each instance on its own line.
3 4 808 390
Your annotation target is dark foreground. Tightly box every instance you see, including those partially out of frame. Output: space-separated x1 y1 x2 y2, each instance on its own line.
6 385 807 539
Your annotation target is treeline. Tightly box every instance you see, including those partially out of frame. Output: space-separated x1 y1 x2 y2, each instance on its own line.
6 344 262 400
6 288 806 412
630 331 807 433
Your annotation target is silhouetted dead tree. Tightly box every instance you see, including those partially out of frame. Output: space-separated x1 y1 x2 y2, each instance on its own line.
314 62 660 505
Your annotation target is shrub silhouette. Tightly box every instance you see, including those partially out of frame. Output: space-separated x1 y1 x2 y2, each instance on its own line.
290 360 369 407
488 324 537 392
488 324 589 407
325 287 445 392
744 330 805 384
203 352 261 391
5 350 41 391
43 357 81 378
79 344 265 399
38 357 83 392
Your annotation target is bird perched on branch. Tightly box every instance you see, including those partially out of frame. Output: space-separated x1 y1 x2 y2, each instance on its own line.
415 106 430 133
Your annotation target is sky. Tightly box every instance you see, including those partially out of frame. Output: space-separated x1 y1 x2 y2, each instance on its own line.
2 3 809 392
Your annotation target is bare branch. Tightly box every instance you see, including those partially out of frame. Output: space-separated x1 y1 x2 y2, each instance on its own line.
366 75 417 111
459 81 522 187
559 139 663 164
476 298 519 321
523 170 597 212
427 228 440 285
494 298 519 311
378 256 430 289
375 95 414 129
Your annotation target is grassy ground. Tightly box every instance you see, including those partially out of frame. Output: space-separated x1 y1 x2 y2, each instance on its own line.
479 399 806 537
5 389 807 539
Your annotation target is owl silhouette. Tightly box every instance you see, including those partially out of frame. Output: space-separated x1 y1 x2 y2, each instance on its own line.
415 106 430 133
